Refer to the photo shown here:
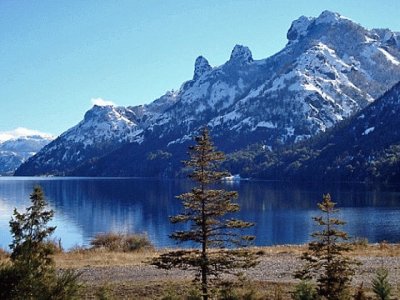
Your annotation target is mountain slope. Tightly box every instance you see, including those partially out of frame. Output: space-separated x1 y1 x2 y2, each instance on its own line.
0 135 53 175
16 11 400 177
253 81 400 182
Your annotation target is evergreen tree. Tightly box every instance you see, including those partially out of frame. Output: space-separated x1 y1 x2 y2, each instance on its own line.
291 280 317 300
10 186 56 280
295 194 357 300
0 186 80 299
372 268 392 300
152 128 258 300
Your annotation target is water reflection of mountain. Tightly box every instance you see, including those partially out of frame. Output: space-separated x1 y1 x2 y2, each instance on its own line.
41 179 189 248
0 178 400 249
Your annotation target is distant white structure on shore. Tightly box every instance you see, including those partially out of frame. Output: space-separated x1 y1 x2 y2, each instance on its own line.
221 174 249 182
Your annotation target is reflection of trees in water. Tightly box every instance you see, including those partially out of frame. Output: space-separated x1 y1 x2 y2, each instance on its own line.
41 179 191 248
1 179 400 248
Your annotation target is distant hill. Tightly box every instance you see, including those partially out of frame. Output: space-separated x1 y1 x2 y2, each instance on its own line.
0 135 53 175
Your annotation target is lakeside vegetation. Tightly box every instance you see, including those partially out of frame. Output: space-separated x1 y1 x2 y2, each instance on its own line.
1 130 399 299
2 241 400 299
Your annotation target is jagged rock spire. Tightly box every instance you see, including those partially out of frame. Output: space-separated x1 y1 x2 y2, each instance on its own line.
229 45 253 64
193 56 212 80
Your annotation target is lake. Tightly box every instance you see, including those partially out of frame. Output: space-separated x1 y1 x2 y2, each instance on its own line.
0 177 400 250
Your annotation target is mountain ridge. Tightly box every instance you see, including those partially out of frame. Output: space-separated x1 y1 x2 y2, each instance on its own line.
0 134 53 175
15 11 400 177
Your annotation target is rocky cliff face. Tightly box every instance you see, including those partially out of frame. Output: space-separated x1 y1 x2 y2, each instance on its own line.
16 11 400 176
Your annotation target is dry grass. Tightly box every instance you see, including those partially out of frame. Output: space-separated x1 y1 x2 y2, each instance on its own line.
0 248 9 261
54 248 159 268
3 243 398 299
249 243 400 257
52 243 400 269
78 279 297 299
77 279 395 299
351 241 400 257
54 245 300 269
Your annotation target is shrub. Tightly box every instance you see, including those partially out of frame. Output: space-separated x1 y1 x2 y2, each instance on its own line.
291 280 317 300
47 269 82 300
352 237 369 249
218 281 240 300
186 287 202 300
95 284 114 300
372 268 392 300
353 283 368 300
90 232 154 252
124 234 154 251
44 238 64 254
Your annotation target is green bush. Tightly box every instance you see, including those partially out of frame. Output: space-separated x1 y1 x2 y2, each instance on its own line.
90 232 154 252
95 284 114 300
372 268 392 300
291 280 317 300
0 262 21 299
124 234 154 251
186 288 202 300
217 281 258 300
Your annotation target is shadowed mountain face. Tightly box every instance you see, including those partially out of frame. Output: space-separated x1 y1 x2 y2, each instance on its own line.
249 81 400 183
16 11 400 177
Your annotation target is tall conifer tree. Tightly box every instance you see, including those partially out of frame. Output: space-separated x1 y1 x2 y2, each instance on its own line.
152 128 257 300
295 194 357 300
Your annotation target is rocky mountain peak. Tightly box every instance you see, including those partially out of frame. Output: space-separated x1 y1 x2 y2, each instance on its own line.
287 15 313 41
287 11 353 43
83 104 136 125
315 10 347 25
229 44 253 64
193 56 212 80
84 105 112 121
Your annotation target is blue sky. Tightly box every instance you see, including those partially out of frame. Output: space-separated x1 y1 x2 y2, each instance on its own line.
1 0 399 137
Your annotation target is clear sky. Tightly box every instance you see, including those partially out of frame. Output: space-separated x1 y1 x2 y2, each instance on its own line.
1 0 399 137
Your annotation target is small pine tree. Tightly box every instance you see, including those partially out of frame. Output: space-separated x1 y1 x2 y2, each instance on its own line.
0 186 80 299
291 280 317 300
9 186 56 283
152 128 258 300
372 268 392 300
295 194 357 300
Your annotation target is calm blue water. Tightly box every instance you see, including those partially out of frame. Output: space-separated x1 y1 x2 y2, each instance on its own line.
0 177 400 250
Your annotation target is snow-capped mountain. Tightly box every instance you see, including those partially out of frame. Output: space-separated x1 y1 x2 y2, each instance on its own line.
254 80 400 182
16 105 142 175
16 11 400 176
0 135 53 175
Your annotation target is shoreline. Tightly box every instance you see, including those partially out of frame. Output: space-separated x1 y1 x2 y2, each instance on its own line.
2 243 399 298
51 243 400 298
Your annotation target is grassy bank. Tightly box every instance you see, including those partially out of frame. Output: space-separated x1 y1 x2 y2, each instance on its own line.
2 243 400 299
55 243 400 299
53 242 400 269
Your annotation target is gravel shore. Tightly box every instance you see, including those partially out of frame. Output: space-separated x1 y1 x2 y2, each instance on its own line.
77 252 400 288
